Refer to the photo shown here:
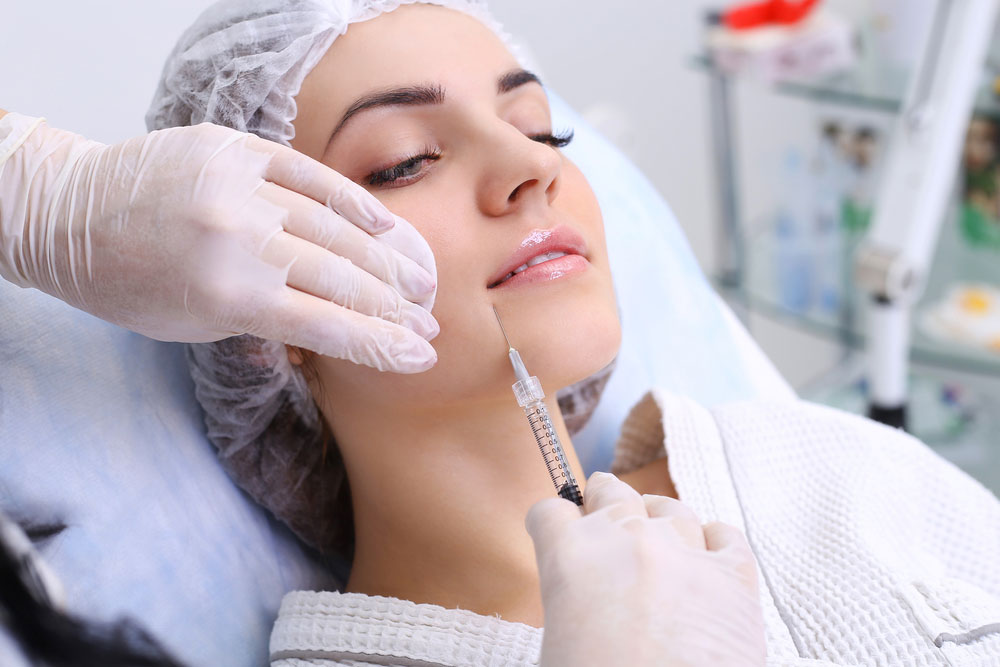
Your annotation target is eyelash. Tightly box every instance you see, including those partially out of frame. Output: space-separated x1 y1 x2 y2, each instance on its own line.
366 128 575 187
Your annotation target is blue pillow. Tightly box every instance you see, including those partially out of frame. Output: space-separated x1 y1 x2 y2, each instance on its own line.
549 91 793 472
0 280 337 666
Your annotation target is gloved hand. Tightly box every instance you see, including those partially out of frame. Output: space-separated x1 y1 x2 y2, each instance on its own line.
527 471 767 667
0 113 438 373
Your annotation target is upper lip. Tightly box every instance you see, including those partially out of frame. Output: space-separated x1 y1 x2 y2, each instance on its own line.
487 225 588 288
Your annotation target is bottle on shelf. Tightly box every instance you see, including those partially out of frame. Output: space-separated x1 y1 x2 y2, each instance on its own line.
774 149 815 313
813 121 845 316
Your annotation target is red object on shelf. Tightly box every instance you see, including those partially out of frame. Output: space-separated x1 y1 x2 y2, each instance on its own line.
720 0 822 30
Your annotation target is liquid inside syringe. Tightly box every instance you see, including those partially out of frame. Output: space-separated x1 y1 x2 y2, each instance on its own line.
493 307 584 506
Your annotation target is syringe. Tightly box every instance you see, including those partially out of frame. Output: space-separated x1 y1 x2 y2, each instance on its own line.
492 306 584 506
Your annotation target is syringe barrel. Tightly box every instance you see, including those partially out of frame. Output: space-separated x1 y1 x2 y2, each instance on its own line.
521 398 584 506
512 376 544 407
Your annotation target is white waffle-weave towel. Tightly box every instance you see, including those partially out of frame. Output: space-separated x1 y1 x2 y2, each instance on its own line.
271 390 1000 666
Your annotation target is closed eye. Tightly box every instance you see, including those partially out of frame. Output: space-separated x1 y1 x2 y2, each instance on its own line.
531 129 574 148
367 146 442 187
366 128 575 188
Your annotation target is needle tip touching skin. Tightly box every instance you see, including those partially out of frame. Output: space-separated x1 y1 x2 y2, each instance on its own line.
492 305 514 352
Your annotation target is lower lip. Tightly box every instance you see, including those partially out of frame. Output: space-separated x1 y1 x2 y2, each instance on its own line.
490 254 589 290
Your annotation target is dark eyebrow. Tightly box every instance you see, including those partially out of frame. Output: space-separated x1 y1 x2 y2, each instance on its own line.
497 68 543 94
328 69 544 144
330 84 445 142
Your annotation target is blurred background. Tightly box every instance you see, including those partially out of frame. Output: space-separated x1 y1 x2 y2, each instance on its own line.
4 0 1000 491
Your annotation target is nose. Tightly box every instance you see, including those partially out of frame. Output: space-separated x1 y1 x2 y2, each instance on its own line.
477 124 562 217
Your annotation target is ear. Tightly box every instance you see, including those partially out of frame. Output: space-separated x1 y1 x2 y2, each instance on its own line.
286 345 305 366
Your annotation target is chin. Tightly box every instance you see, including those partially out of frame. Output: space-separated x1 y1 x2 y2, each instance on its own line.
546 311 621 391
493 272 621 393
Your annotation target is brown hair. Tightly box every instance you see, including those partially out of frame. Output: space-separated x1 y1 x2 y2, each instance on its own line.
293 348 355 561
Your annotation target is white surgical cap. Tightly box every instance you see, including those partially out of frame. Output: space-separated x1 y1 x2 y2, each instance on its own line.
146 0 532 147
146 0 611 558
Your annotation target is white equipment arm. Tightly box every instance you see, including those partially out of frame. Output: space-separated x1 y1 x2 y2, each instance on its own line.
854 0 999 428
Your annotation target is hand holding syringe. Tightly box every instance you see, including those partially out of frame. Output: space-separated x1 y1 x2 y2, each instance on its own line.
527 472 768 667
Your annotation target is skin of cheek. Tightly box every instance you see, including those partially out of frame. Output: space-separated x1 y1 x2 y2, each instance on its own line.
306 153 622 414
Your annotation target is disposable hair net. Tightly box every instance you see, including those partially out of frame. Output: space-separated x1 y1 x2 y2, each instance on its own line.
147 0 615 558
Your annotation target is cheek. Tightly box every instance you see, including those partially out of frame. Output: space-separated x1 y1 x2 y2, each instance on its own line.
560 162 608 261
373 184 480 330
365 187 497 391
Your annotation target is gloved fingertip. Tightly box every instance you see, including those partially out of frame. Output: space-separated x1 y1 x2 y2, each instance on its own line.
400 306 439 341
415 351 438 371
371 213 395 234
425 315 441 341
583 471 647 515
586 471 617 488
366 204 402 234
397 355 437 374
389 337 437 374
406 267 436 299
421 276 437 296
525 496 580 540
332 193 394 234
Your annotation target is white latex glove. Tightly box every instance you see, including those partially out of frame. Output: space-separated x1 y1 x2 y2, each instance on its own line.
0 113 438 373
527 471 767 667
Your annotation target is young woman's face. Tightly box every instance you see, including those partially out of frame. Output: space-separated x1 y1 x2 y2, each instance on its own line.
291 4 620 407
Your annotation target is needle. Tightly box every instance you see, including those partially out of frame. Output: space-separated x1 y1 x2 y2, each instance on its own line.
493 305 514 351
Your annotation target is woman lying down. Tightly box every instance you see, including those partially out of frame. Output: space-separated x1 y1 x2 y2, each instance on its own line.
148 1 1000 665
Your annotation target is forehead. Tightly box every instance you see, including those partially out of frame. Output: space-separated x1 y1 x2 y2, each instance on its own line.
313 4 520 105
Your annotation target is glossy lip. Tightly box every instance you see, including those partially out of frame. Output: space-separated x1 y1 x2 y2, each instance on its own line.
487 225 589 289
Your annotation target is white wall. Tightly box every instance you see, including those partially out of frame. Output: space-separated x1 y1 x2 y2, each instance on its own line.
0 0 889 388
1 2 212 142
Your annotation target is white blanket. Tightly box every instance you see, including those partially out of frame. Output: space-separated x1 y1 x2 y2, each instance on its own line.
615 391 1000 666
271 391 1000 666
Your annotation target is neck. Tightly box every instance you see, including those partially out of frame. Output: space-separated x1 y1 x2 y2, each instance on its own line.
325 389 584 628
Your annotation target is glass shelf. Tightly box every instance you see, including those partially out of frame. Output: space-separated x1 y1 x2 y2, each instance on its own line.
691 54 1000 120
694 43 1000 381
720 223 1000 379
